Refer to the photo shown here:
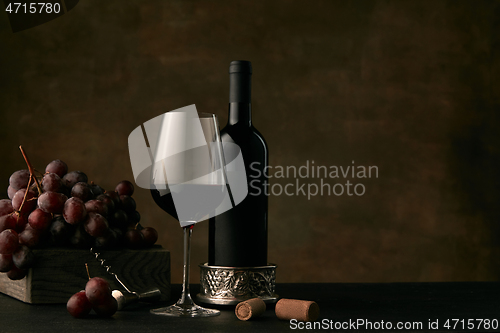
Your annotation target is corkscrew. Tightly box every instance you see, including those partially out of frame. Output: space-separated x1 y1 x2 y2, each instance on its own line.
90 248 161 310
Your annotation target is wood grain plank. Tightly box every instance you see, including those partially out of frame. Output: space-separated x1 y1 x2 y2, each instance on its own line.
0 246 170 304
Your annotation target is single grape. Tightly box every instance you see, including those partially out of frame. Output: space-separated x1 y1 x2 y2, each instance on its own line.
71 182 93 202
85 200 108 217
0 254 13 272
6 265 27 280
110 209 128 228
67 291 92 318
0 229 19 254
96 194 115 213
94 229 118 249
41 173 64 193
12 189 37 214
70 224 94 249
38 191 68 214
104 191 120 208
115 180 134 196
0 214 16 232
123 229 144 249
127 211 141 224
49 215 74 246
90 183 105 197
83 213 109 238
141 227 158 247
93 294 118 317
62 171 88 188
111 227 123 245
63 197 87 225
119 195 136 213
12 245 36 270
7 186 17 200
9 170 31 190
45 159 68 178
85 277 112 305
19 227 44 248
0 199 14 217
28 208 53 230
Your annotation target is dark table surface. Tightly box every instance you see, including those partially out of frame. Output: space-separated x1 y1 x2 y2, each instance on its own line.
0 282 499 333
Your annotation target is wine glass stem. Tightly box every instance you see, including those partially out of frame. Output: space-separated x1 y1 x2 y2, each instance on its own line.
178 225 194 306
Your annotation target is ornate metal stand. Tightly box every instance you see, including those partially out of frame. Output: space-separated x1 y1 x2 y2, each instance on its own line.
197 263 278 305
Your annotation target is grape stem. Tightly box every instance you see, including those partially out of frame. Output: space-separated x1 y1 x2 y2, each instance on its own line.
19 146 43 195
17 174 34 213
85 263 91 280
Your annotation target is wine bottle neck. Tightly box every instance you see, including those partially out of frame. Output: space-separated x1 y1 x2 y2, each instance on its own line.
228 103 252 126
228 61 252 127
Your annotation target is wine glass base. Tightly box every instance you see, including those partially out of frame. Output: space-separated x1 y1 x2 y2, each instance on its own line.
150 304 220 317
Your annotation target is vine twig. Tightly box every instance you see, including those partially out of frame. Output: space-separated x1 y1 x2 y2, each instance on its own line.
19 146 43 195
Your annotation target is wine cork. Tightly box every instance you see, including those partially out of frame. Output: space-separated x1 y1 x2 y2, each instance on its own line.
235 298 266 320
275 298 319 322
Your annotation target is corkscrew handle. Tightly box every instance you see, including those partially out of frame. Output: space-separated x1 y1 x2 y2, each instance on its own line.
137 288 162 302
112 288 162 310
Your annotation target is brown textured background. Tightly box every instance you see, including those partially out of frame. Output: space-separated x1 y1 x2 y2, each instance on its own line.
1 0 500 283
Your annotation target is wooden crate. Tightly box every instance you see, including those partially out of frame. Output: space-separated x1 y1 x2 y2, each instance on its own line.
0 246 170 304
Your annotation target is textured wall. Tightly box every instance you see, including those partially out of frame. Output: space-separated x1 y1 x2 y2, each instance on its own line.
1 0 499 283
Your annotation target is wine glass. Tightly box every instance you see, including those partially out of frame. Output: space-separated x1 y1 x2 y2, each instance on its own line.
129 106 229 317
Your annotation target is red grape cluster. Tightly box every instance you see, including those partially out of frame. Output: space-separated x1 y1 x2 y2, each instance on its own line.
67 276 117 318
0 157 159 281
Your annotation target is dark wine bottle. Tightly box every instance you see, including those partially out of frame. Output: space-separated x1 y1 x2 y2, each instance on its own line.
208 60 268 267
